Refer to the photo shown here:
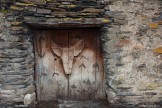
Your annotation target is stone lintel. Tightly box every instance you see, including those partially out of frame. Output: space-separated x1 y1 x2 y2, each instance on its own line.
23 17 110 29
25 23 103 29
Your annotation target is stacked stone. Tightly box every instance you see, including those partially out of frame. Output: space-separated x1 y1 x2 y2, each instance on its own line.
103 0 162 107
0 1 35 106
8 0 109 27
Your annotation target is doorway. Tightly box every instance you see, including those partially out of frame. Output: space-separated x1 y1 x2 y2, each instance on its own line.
34 28 105 101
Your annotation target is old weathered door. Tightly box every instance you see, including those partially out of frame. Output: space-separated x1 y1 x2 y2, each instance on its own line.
34 29 105 101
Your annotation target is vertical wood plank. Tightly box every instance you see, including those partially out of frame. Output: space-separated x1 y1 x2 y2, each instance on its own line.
35 30 69 100
51 30 69 100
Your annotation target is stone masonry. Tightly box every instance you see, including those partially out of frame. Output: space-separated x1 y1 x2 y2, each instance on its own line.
0 0 162 108
0 2 35 105
102 0 162 107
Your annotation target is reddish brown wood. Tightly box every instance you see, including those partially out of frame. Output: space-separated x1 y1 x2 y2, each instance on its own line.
34 29 105 101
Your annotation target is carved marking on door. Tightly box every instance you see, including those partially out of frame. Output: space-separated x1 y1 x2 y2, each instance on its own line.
51 40 84 74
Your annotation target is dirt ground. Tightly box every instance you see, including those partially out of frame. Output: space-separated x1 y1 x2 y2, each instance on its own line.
0 100 110 108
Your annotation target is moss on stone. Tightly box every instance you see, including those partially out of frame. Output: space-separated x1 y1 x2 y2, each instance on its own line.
146 83 159 90
11 21 22 26
116 77 124 85
0 9 9 13
148 23 159 29
116 80 123 85
102 19 110 23
15 2 36 7
153 46 162 54
10 6 24 11
67 5 76 8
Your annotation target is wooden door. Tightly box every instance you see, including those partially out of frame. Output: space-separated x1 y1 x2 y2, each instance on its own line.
34 29 105 101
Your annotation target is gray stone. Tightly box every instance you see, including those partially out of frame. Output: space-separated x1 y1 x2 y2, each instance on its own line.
24 6 37 12
24 93 36 106
61 2 71 5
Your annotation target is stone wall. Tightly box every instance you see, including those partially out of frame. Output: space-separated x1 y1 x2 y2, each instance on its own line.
1 0 162 107
103 0 162 107
0 3 35 106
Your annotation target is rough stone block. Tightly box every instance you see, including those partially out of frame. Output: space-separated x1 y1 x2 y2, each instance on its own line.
15 2 36 6
153 46 162 54
24 93 36 106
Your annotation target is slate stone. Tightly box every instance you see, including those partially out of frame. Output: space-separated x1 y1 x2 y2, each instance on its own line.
6 16 15 21
11 21 22 26
24 6 37 12
51 12 66 17
61 2 71 5
0 58 26 63
36 8 51 14
144 92 157 95
10 6 24 11
10 27 23 31
58 4 77 9
34 13 45 17
81 8 104 13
